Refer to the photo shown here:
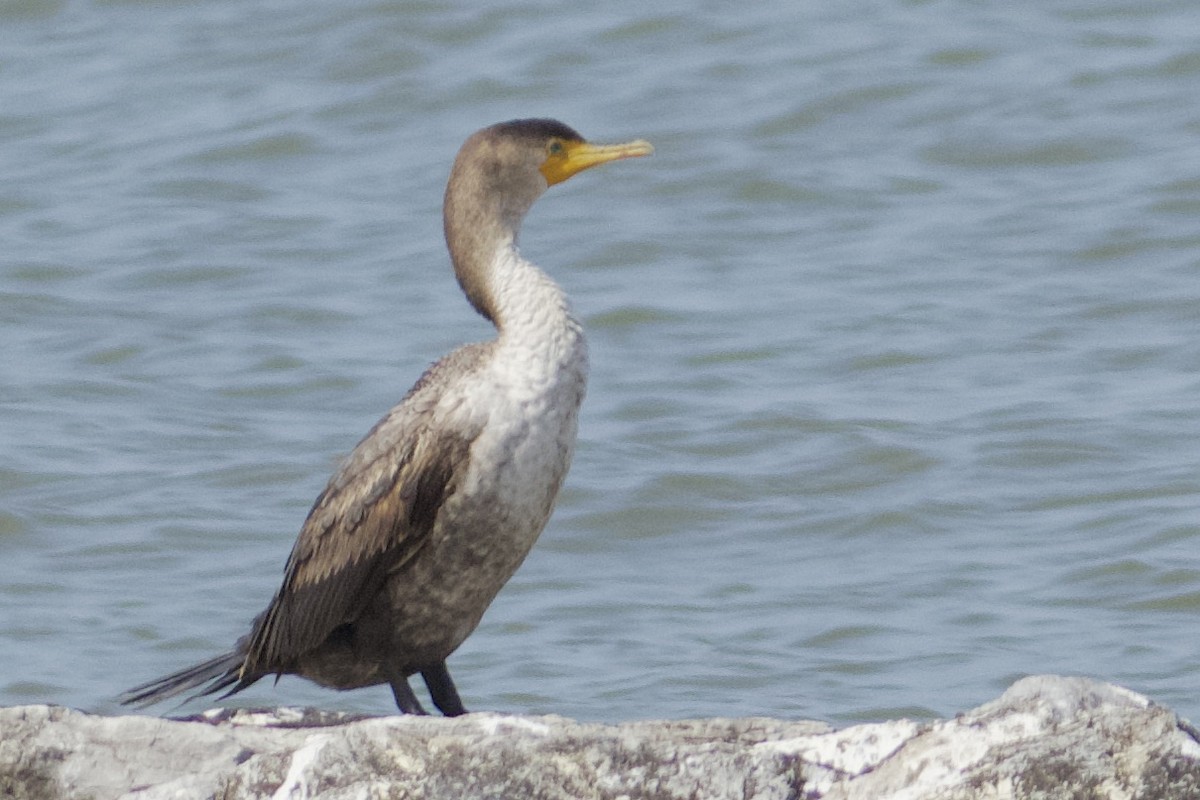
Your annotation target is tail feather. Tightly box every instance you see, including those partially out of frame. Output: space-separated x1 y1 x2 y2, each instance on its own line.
118 651 252 709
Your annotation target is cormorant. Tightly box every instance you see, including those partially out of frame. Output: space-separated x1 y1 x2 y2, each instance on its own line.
120 119 652 715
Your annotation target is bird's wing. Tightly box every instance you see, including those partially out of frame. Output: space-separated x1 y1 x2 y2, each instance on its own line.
240 392 482 676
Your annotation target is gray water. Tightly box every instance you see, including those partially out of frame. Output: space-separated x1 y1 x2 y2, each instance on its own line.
3 0 1200 726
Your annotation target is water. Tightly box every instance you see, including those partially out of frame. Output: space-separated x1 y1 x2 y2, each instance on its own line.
2 0 1199 726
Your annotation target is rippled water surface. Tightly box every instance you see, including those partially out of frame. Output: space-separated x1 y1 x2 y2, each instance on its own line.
3 0 1200 725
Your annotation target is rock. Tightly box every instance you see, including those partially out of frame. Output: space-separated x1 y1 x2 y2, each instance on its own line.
1 675 1197 799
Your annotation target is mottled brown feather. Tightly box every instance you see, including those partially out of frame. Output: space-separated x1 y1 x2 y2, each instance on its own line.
239 347 488 678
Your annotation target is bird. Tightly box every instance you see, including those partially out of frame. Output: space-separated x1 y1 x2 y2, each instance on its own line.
120 119 653 716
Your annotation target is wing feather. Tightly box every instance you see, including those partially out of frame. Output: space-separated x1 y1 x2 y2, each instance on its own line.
239 347 489 677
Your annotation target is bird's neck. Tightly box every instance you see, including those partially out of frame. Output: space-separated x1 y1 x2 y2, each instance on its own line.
489 243 586 363
444 190 556 318
444 171 588 386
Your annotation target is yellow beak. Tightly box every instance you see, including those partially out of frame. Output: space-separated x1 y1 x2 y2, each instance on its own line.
540 139 654 187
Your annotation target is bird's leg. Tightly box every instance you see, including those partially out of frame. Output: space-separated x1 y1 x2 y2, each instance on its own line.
421 662 467 717
388 672 428 715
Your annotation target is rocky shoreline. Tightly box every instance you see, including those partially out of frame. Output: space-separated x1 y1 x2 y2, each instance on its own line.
2 675 1198 799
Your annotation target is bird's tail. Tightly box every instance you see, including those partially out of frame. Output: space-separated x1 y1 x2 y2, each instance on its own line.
118 650 249 709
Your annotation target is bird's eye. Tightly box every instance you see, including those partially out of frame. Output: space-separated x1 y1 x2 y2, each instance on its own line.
548 140 564 156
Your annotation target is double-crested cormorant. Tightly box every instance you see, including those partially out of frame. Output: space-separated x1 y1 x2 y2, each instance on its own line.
120 119 652 715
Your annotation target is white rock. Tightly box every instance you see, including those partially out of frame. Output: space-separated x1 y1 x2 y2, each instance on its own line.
0 675 1197 799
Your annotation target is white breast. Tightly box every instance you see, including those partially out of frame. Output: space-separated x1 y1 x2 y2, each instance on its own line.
385 247 588 655
458 245 589 528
